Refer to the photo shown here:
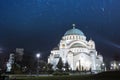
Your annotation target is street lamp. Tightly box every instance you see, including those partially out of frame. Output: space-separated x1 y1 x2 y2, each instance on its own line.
118 63 120 66
102 63 105 66
36 53 40 58
101 63 106 71
36 53 40 76
119 63 120 70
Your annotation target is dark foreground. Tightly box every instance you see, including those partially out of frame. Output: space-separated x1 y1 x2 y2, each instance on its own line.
1 71 120 80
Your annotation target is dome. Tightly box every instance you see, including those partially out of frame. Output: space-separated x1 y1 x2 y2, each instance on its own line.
98 54 103 58
64 26 84 36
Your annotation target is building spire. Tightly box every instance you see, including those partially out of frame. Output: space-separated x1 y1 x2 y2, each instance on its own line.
72 24 76 29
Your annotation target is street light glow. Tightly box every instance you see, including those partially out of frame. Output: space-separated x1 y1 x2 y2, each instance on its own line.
102 63 105 66
119 63 120 66
111 63 113 66
36 53 41 76
36 53 40 58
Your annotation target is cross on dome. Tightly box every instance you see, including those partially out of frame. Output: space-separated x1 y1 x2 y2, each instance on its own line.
72 24 76 29
64 24 85 36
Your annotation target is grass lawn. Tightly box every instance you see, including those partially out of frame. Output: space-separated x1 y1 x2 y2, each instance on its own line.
9 71 120 80
10 75 92 80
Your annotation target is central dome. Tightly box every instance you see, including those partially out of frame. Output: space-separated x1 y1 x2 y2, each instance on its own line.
64 26 84 36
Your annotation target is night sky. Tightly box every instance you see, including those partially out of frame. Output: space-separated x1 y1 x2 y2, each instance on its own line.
0 0 120 61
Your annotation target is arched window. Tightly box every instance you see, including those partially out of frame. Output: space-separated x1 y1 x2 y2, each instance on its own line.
73 36 75 39
75 36 77 40
66 36 68 40
70 36 71 39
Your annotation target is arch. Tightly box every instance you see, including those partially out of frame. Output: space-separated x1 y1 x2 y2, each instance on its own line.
68 41 88 49
70 43 86 48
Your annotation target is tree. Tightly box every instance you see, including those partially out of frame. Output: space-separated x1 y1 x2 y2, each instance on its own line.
64 62 69 71
39 60 46 71
46 63 53 74
76 67 79 72
11 63 22 74
47 63 53 70
57 57 63 70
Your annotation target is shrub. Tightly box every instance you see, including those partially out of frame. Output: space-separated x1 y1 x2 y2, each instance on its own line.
52 71 69 76
63 72 69 75
52 72 62 76
47 69 54 74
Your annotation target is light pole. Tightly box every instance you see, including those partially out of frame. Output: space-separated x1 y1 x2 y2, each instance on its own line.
101 63 106 71
119 63 120 70
36 53 40 76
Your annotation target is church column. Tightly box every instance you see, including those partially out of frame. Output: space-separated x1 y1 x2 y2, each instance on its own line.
91 54 96 71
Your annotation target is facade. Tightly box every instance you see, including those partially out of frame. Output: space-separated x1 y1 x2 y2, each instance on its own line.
15 48 24 61
48 24 103 71
6 53 14 72
6 48 24 72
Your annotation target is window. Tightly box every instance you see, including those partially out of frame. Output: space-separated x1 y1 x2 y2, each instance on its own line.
54 54 60 58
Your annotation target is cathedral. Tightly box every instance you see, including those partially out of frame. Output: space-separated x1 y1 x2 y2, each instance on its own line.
48 24 103 71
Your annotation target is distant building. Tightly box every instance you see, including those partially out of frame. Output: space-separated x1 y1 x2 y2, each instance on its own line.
48 24 104 71
110 61 120 70
6 48 24 72
15 48 24 62
6 53 14 72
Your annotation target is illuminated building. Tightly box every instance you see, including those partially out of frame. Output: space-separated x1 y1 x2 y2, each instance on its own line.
6 54 14 72
6 48 24 72
48 24 103 71
15 48 24 62
110 61 120 70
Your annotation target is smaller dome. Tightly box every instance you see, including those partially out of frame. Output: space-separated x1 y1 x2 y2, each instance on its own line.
53 46 59 50
64 27 84 36
98 54 103 58
88 39 95 45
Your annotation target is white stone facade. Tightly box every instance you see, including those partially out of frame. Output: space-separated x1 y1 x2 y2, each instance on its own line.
48 25 103 71
6 53 14 72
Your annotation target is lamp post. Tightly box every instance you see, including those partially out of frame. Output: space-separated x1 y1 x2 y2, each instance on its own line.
101 63 106 71
36 53 40 76
118 63 120 70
